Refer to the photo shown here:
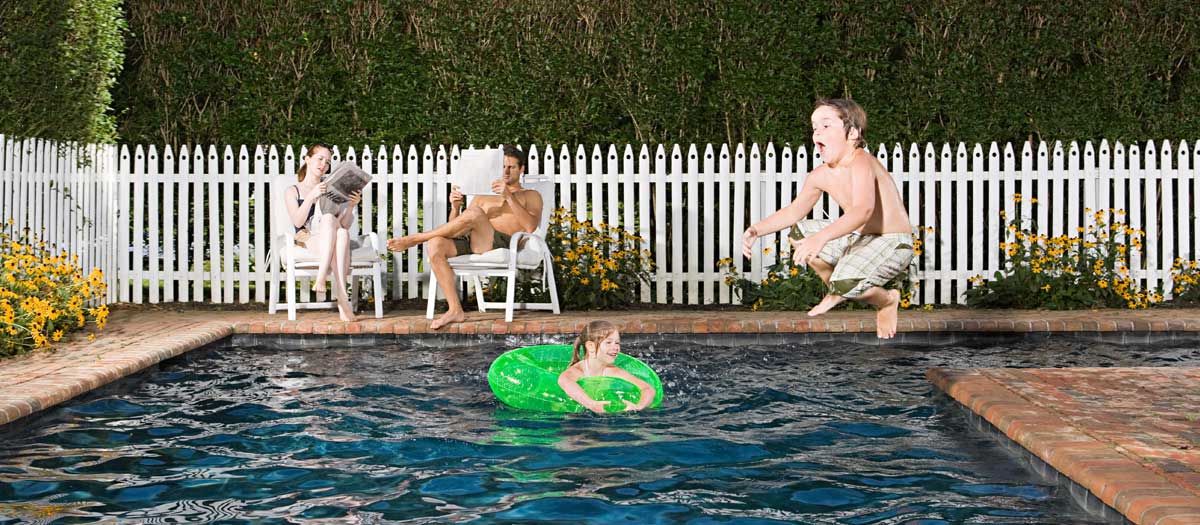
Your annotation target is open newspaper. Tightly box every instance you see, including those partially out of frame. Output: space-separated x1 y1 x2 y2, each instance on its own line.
318 161 371 216
452 148 503 195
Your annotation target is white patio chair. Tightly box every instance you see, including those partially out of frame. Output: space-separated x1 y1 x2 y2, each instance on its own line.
425 176 561 322
266 174 386 320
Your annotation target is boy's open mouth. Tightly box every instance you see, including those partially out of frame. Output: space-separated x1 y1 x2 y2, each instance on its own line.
815 141 826 156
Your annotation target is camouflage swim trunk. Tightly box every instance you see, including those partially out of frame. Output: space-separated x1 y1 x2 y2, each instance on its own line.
452 230 512 255
793 219 914 299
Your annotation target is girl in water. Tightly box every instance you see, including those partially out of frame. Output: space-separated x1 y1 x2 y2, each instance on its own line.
557 320 655 414
284 143 362 322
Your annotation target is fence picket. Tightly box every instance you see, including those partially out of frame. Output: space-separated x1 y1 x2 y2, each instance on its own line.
1129 143 1143 283
718 144 732 303
638 145 651 303
686 144 699 305
405 145 419 298
654 145 667 303
670 145 683 304
703 144 716 303
969 144 984 288
253 146 266 303
162 146 175 302
1159 141 1173 291
147 146 160 303
1145 142 1160 293
237 145 251 303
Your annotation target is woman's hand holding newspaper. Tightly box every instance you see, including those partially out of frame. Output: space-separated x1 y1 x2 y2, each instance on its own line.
306 182 327 202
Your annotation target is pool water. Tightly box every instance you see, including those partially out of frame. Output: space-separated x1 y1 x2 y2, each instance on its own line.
2 336 1197 524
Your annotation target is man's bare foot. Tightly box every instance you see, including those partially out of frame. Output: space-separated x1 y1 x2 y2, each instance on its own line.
875 289 901 339
430 310 466 330
807 294 845 317
387 235 422 252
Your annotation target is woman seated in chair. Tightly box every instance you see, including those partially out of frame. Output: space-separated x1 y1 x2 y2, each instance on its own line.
285 143 362 322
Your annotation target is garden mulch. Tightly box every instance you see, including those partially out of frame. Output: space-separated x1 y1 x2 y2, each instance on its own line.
1 305 1198 523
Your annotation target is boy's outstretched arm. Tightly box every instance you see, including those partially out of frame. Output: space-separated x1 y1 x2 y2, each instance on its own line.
791 164 875 265
743 176 822 258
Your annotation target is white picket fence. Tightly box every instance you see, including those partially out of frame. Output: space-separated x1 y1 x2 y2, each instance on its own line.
1 135 1197 307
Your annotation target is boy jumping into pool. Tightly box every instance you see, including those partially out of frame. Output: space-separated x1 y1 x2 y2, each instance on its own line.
742 98 913 339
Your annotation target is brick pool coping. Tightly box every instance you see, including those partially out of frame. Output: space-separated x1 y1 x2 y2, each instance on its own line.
3 306 1200 523
928 367 1200 524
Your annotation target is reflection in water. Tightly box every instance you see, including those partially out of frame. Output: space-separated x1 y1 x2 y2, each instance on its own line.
1 336 1195 523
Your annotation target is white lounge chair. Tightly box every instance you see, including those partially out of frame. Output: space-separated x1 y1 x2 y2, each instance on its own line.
266 174 386 320
426 176 561 322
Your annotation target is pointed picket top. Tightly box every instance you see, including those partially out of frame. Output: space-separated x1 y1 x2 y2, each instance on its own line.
765 142 776 163
390 144 402 163
147 144 158 161
405 144 416 161
956 143 967 164
1113 140 1125 159
703 143 715 163
924 143 937 163
719 143 731 164
972 143 984 165
1176 140 1189 165
1145 140 1157 169
749 143 761 166
686 143 699 166
448 145 460 168
422 144 433 163
1082 141 1093 163
558 144 570 166
436 145 448 164
133 144 143 163
874 143 887 163
734 143 746 165
1034 141 1047 162
221 144 234 163
655 144 666 161
1190 140 1198 164
635 144 647 162
1160 139 1173 168
606 144 617 164
592 144 603 167
251 145 263 164
1129 141 1141 169
163 144 175 164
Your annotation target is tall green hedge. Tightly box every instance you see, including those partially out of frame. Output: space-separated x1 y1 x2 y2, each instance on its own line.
112 0 1199 147
0 0 125 144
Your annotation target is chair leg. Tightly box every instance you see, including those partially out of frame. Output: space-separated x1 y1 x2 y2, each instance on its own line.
268 251 279 315
505 271 517 322
544 256 561 315
373 265 385 318
426 273 437 320
351 273 361 312
286 266 298 321
472 276 487 312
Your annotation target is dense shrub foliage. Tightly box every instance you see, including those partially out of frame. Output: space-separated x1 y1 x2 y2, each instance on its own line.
0 0 125 143
113 1 1200 147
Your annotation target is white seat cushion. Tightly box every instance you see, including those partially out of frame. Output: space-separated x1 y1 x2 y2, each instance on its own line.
289 242 380 265
448 247 543 268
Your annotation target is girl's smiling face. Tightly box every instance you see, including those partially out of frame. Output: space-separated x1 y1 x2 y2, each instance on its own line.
589 330 622 366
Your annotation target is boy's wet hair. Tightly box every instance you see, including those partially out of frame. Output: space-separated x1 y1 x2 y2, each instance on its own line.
570 319 618 366
814 98 867 149
503 144 527 169
297 142 333 182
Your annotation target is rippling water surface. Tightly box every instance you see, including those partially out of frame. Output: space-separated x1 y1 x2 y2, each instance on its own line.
2 336 1198 524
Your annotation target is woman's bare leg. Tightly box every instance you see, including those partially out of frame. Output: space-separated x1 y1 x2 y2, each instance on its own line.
311 214 338 292
333 226 355 322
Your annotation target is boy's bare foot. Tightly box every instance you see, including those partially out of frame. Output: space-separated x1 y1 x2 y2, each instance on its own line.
875 289 901 339
430 310 466 330
807 294 845 317
387 235 421 252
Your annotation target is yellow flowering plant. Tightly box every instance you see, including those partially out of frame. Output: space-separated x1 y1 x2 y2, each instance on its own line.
1 221 108 357
1169 258 1200 304
965 201 1159 309
486 208 653 310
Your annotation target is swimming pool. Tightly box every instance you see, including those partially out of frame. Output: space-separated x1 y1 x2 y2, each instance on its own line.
2 335 1196 523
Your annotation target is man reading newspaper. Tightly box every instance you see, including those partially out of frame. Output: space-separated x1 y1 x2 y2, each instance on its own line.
319 161 371 216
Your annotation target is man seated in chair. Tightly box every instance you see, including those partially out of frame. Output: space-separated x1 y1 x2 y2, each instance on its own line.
387 145 543 329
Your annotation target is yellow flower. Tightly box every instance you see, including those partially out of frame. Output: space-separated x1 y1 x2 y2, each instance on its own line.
1041 284 1051 291
580 278 590 285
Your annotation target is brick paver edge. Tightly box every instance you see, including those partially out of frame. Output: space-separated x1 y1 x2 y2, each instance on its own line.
928 368 1200 525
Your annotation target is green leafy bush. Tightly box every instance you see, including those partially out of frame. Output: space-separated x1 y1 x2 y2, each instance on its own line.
0 0 125 143
964 201 1160 310
113 1 1200 146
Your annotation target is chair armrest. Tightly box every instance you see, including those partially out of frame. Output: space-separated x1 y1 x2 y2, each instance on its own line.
508 231 546 267
360 231 385 254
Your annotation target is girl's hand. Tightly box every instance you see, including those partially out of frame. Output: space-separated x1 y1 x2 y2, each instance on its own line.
586 400 610 414
306 182 327 202
346 190 362 207
622 399 640 411
741 226 759 259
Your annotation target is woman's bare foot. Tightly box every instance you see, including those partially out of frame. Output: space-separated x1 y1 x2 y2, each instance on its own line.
875 289 901 339
336 297 357 322
807 294 845 317
386 235 422 252
430 309 466 330
312 281 326 293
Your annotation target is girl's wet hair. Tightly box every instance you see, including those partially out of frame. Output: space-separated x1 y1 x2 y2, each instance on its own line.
569 320 618 366
297 143 333 182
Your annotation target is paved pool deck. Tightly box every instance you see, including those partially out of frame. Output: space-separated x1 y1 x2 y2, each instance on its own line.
1 306 1198 523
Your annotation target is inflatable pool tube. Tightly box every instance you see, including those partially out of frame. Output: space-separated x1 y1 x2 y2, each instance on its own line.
488 344 663 413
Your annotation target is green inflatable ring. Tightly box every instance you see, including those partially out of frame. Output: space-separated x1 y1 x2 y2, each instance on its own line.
487 344 664 413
